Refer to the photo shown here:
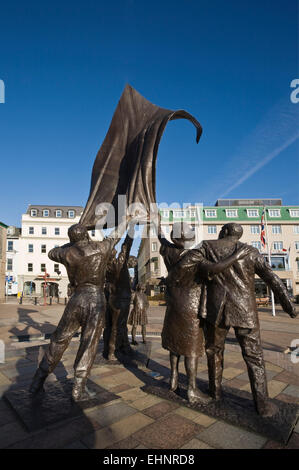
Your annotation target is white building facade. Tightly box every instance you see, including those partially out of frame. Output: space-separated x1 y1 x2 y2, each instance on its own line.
5 226 21 295
18 205 83 298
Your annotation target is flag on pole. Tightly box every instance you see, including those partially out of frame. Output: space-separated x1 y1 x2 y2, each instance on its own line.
260 209 266 248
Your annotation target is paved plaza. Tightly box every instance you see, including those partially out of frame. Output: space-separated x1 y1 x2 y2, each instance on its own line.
0 301 298 449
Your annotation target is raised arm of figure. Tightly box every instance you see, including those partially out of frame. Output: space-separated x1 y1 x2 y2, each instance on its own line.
255 253 297 318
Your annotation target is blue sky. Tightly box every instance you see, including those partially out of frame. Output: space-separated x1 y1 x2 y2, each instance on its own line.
0 0 298 229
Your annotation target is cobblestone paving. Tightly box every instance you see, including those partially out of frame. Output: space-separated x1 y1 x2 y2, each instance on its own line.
0 301 298 449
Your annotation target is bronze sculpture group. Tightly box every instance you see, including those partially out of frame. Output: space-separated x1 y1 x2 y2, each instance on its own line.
29 85 297 419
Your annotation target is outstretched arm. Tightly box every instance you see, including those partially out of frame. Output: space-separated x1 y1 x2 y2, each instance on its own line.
255 255 297 318
152 213 174 248
120 222 135 261
106 215 132 249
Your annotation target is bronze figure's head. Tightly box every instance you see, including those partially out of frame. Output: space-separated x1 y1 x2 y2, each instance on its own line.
68 224 89 243
219 223 243 240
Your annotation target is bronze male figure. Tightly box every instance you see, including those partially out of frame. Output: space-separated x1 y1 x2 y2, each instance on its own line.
30 217 131 401
176 223 297 416
128 284 149 345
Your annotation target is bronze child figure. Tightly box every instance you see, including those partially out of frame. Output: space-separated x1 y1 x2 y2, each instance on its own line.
128 284 149 345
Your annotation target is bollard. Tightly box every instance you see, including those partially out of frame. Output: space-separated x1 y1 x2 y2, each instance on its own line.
34 297 37 305
49 297 52 305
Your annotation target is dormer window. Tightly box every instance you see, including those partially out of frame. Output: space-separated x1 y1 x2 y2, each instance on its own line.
31 209 37 217
55 210 62 218
43 209 49 217
205 209 217 218
268 209 281 217
68 210 75 218
247 209 259 218
225 209 238 218
290 209 299 217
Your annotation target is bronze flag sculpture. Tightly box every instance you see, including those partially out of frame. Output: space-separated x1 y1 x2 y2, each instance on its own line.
80 84 202 228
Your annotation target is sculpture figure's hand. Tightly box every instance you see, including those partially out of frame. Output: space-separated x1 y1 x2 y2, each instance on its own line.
288 304 298 319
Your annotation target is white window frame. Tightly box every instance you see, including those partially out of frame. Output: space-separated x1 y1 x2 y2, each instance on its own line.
41 244 47 254
273 241 283 251
208 225 217 234
7 241 13 251
295 241 299 250
225 209 238 218
29 226 34 235
55 227 60 236
173 210 185 218
55 210 62 218
42 227 47 235
43 209 49 217
205 209 217 218
272 225 282 234
247 209 259 218
6 258 13 271
294 225 299 234
68 210 75 218
160 210 169 218
151 242 158 252
268 209 281 217
289 209 299 217
250 225 260 234
28 244 34 253
30 209 37 217
251 241 261 250
41 264 46 273
28 263 33 272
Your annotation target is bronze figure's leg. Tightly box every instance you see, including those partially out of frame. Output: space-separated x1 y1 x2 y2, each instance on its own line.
72 304 105 401
116 300 132 354
141 325 147 344
184 356 211 404
131 325 138 345
107 307 121 360
30 300 80 394
169 352 180 391
205 321 229 400
234 325 278 417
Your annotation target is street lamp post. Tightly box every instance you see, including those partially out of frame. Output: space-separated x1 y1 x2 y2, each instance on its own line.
43 271 50 306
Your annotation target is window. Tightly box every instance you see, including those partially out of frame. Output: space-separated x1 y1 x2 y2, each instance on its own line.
54 264 60 273
273 241 283 251
28 263 33 272
160 210 169 218
55 227 60 236
91 230 95 237
290 209 299 217
272 225 282 234
174 210 185 218
270 257 285 270
151 242 158 252
29 226 34 234
43 209 49 217
251 241 261 250
250 225 260 234
7 241 13 251
295 242 299 250
247 209 259 217
42 227 47 235
226 209 238 218
55 210 62 217
190 209 196 218
268 209 281 217
294 225 299 234
41 264 46 272
68 210 75 218
28 244 33 253
208 225 217 234
205 209 216 218
7 258 13 271
41 244 46 253
30 209 37 217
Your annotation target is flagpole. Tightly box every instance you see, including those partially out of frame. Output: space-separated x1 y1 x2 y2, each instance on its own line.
264 206 276 317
